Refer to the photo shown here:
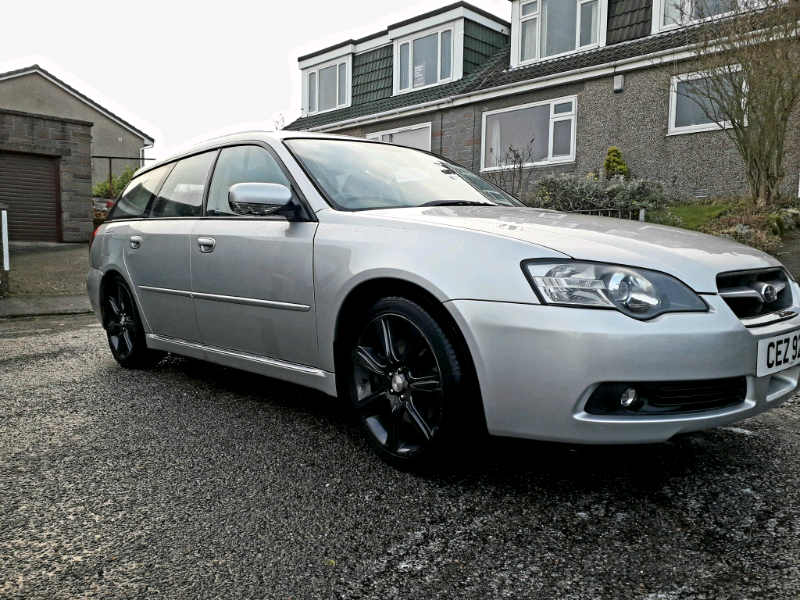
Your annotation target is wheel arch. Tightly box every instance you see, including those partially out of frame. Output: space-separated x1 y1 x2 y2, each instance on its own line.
98 269 151 333
332 276 487 431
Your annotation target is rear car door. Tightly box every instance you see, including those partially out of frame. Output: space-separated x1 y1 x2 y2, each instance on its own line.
190 144 319 367
123 151 217 342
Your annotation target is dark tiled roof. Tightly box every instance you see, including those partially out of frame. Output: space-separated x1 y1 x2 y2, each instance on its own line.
0 64 155 143
607 0 653 44
286 49 512 131
286 24 702 131
352 45 394 106
463 20 510 76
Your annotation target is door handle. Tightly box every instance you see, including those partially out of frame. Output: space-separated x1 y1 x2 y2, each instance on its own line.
130 236 142 249
197 237 216 253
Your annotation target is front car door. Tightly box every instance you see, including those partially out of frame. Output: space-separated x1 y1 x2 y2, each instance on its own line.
123 151 217 343
191 144 319 367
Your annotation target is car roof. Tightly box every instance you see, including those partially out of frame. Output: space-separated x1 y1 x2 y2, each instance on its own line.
137 130 364 177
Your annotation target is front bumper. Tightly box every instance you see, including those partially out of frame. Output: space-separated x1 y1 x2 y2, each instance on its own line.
446 294 800 444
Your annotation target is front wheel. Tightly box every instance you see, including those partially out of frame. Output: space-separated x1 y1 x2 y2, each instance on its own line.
345 296 472 470
103 275 164 369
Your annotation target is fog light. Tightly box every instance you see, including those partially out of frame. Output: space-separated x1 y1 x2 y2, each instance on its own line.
620 387 638 408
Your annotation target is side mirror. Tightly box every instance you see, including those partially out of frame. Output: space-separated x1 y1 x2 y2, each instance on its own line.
228 183 294 217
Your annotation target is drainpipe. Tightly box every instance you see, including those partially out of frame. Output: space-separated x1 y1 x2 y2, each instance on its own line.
1 208 9 294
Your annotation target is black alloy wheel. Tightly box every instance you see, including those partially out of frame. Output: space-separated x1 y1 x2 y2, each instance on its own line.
103 275 164 368
347 296 468 469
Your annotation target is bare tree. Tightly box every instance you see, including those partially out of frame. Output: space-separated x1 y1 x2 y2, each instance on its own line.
272 113 286 131
669 0 800 205
482 140 543 199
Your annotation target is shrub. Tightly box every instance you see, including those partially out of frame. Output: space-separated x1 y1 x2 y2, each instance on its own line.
524 173 672 221
603 147 630 180
93 166 137 199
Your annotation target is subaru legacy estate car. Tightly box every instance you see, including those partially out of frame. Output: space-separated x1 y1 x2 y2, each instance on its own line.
88 131 800 468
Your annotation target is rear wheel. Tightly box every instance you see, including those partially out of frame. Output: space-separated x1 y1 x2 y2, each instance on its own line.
344 296 474 470
103 275 164 369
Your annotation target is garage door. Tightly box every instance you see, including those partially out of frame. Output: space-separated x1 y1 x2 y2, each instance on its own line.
0 151 60 242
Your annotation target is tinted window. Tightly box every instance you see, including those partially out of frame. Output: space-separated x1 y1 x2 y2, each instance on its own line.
150 152 216 218
206 146 291 216
107 164 171 220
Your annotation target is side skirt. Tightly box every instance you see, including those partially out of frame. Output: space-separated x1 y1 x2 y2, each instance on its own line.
145 334 338 397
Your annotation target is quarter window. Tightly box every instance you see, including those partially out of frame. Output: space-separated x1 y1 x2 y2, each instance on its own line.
397 27 454 92
107 164 171 220
149 152 216 218
206 146 292 216
519 0 599 63
482 98 576 170
307 61 348 114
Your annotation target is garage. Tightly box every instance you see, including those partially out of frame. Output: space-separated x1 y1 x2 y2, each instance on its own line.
0 151 60 242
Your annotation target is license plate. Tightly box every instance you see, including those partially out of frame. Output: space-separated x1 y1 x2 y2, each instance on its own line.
757 329 800 376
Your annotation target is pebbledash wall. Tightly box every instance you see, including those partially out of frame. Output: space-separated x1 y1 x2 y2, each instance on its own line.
333 62 800 200
0 109 94 242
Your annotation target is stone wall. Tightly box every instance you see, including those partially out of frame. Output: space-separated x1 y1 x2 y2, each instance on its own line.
334 62 800 202
0 109 94 242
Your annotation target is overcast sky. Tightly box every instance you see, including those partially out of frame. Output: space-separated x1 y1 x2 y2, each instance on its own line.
0 0 509 159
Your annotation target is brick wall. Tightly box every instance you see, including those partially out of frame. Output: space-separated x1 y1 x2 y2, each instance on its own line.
0 109 94 242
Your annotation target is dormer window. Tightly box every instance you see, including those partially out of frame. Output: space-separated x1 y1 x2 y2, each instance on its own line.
395 26 454 93
515 0 603 66
307 60 349 114
661 0 733 27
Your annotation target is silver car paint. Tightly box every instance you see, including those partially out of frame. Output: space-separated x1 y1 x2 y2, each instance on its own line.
88 131 800 445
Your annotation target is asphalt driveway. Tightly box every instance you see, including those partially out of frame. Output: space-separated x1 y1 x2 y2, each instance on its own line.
2 315 799 599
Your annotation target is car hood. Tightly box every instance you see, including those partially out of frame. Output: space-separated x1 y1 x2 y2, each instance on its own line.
368 205 783 293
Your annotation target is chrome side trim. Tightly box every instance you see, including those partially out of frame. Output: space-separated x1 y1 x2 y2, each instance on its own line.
148 334 325 376
138 286 310 312
192 291 310 312
139 285 193 298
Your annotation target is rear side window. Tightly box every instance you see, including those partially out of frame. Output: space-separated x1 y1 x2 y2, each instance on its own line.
107 164 171 220
149 151 216 218
206 146 292 216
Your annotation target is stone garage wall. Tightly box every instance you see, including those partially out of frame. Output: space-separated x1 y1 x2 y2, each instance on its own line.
0 109 94 242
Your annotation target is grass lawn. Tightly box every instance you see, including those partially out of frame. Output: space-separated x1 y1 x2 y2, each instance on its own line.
668 204 729 230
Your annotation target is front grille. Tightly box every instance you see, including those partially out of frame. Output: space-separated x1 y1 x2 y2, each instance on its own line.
585 377 747 415
717 268 793 321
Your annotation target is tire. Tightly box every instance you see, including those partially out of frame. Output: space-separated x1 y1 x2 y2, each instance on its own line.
102 275 165 369
342 296 475 470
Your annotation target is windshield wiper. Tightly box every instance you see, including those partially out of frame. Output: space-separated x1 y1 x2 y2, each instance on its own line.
419 200 494 207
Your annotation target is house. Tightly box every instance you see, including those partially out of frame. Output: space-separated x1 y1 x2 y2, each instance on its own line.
0 64 155 242
285 0 800 201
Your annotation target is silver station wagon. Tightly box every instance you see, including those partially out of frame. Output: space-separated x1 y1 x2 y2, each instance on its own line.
88 131 800 469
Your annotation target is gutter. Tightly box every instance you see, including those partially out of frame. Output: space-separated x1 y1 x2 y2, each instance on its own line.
306 42 696 133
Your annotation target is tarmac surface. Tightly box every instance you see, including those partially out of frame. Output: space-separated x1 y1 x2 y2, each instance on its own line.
2 315 800 599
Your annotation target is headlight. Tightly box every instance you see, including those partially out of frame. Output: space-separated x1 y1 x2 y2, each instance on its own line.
522 261 708 320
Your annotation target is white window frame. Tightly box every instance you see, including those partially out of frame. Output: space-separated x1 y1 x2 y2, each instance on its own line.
393 23 457 95
653 0 738 33
511 0 607 68
305 56 351 116
365 123 433 151
480 96 578 172
668 69 743 136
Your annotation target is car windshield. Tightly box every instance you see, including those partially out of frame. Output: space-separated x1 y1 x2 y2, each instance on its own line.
285 138 522 211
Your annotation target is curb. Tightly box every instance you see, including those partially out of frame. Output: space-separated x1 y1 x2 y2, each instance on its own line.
0 308 94 320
